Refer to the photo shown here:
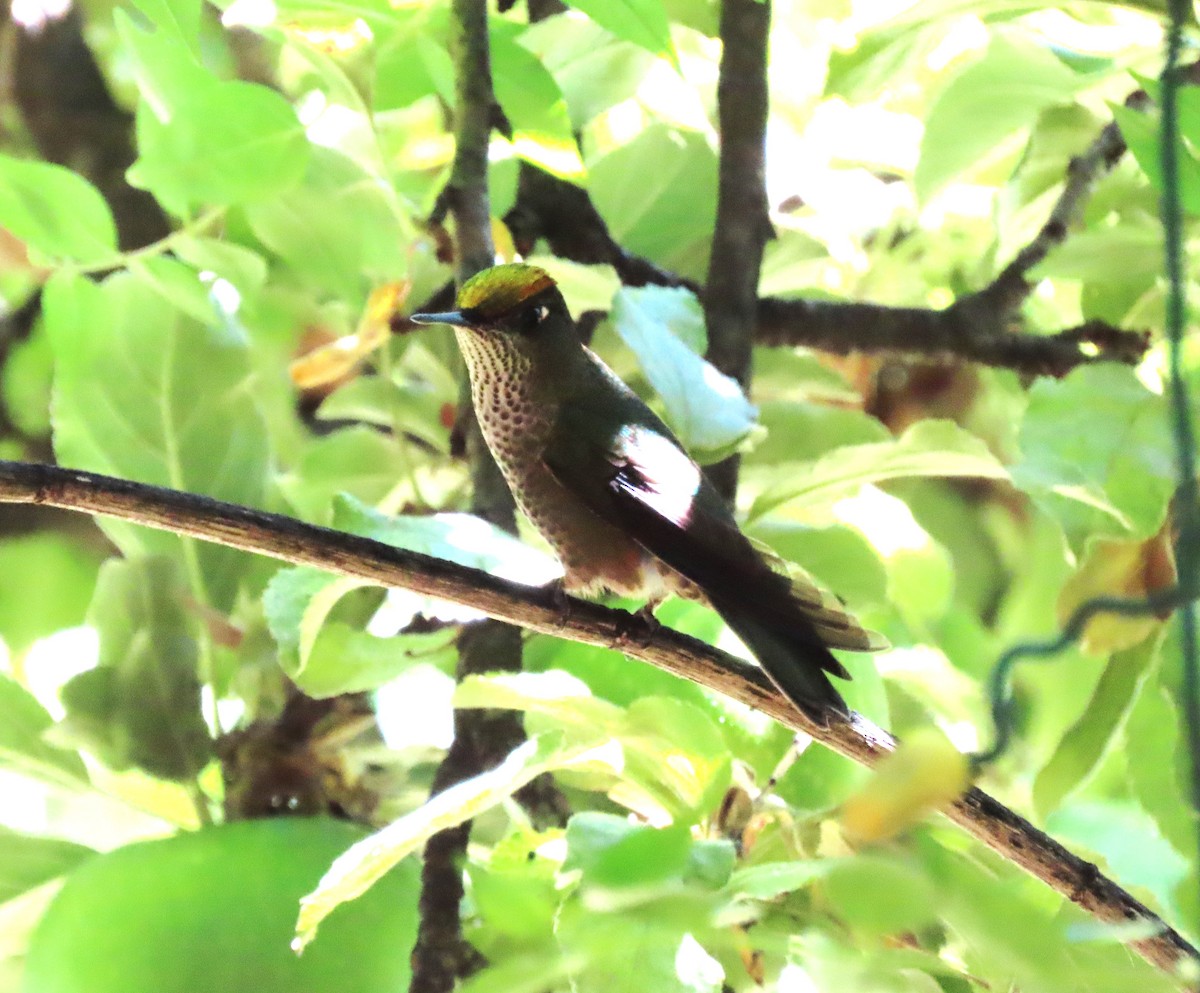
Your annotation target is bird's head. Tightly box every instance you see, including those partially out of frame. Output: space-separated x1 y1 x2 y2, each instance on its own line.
410 264 569 340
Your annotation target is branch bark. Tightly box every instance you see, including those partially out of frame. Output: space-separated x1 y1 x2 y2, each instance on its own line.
704 0 772 502
411 3 535 990
0 458 1192 980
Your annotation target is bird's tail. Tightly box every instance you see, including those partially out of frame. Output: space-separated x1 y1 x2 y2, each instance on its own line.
714 600 850 725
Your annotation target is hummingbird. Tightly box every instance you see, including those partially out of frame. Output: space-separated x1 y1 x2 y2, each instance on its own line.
411 263 881 723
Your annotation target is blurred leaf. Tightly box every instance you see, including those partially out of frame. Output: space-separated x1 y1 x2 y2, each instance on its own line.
520 17 654 129
1047 800 1190 917
589 127 717 280
1011 365 1174 552
618 696 733 819
610 285 758 458
919 839 1175 993
245 147 406 299
60 558 211 781
565 814 693 887
44 270 269 610
841 728 970 843
0 827 93 904
725 859 835 901
744 400 889 467
455 670 624 730
492 28 586 183
750 420 1008 519
118 8 309 212
916 32 1086 201
24 818 419 993
1125 680 1195 861
1112 102 1200 215
277 427 411 524
296 733 613 950
825 856 938 936
172 237 269 296
0 673 88 790
1033 634 1161 817
0 534 101 654
1056 531 1175 655
264 497 559 693
0 156 116 264
562 0 678 68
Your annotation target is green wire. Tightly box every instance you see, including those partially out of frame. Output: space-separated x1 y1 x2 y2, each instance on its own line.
1160 0 1200 902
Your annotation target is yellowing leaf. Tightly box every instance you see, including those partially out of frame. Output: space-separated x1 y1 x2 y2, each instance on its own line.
841 728 970 843
289 281 409 388
1057 529 1177 655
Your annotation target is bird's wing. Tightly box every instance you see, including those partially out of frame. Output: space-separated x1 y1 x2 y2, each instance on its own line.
542 404 882 656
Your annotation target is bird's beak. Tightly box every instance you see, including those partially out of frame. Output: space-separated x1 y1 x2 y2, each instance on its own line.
409 310 470 328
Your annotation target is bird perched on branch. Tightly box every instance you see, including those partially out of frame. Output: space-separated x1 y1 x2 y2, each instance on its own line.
411 263 882 723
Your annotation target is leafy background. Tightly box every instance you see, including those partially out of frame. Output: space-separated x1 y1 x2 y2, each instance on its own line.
0 0 1197 990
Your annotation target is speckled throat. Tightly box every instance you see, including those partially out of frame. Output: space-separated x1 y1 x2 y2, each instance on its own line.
453 327 667 598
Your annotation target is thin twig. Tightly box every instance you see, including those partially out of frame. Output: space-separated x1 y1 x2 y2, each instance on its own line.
0 459 1192 978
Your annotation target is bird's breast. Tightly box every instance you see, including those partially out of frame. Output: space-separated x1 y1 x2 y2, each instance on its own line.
455 331 673 601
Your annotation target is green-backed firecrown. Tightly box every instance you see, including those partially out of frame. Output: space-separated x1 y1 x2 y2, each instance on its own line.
411 264 882 723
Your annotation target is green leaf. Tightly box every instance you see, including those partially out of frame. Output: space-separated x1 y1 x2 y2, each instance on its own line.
610 285 758 459
0 827 94 904
491 28 586 183
129 0 203 57
562 0 678 68
1112 102 1200 215
0 155 117 264
60 558 211 781
565 814 692 887
750 420 1008 519
245 147 406 299
1033 633 1160 817
825 856 937 936
1125 680 1196 862
519 16 654 129
588 126 717 280
296 733 613 950
0 534 101 653
0 673 88 791
725 859 835 900
263 498 559 694
129 79 310 211
1 318 54 438
455 670 624 730
916 33 1086 201
44 270 269 610
1011 365 1174 551
24 818 419 993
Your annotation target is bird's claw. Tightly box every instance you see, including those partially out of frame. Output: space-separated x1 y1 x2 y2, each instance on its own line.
613 602 661 649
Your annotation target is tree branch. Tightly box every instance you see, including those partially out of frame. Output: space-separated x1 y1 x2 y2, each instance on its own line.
504 90 1155 376
703 0 772 501
0 458 1192 979
411 3 534 991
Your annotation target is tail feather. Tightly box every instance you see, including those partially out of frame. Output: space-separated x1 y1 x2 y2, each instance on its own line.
715 600 850 724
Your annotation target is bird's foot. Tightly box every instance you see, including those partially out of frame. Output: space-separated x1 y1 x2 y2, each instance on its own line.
542 578 574 627
613 602 661 649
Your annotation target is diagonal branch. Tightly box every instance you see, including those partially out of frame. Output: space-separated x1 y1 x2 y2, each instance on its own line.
0 458 1193 979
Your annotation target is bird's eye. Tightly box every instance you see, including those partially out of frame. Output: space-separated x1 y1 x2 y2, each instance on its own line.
516 304 548 333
